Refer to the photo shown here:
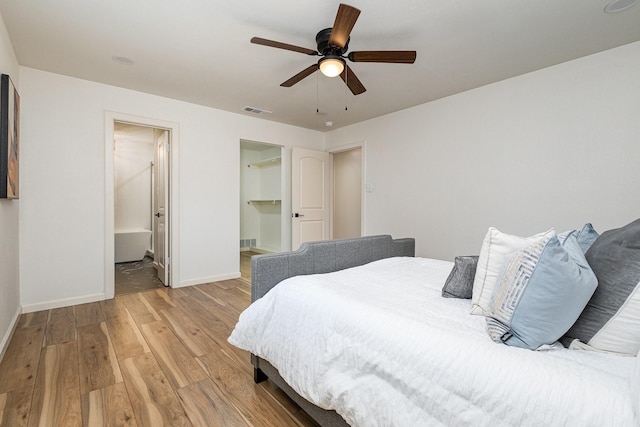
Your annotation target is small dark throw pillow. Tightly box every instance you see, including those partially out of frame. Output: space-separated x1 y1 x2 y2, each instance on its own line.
442 256 479 299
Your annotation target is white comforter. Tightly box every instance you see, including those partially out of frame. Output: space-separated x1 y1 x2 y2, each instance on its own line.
229 257 638 426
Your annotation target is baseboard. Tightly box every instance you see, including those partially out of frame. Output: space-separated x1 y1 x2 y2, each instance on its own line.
0 306 22 362
176 272 241 288
250 247 274 254
21 292 106 314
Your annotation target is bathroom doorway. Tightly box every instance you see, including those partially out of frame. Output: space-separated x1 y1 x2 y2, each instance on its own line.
104 112 179 299
113 123 165 294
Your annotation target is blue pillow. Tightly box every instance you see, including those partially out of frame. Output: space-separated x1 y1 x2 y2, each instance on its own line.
486 232 598 350
575 223 599 253
558 223 599 253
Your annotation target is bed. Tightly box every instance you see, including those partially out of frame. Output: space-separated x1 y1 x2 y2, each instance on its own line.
228 234 639 426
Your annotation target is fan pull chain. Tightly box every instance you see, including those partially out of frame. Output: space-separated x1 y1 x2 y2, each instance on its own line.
316 70 320 114
344 67 348 111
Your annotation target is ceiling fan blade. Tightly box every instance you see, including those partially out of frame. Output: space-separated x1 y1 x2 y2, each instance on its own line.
339 65 366 95
251 37 318 55
348 51 417 64
328 4 361 48
280 64 319 87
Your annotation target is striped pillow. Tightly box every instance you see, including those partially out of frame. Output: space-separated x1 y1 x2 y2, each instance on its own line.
471 227 554 316
562 218 640 356
486 232 597 350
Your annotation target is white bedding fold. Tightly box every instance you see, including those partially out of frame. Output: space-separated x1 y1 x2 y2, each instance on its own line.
229 257 637 426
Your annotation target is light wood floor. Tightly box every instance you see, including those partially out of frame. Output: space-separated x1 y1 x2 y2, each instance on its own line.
0 266 316 426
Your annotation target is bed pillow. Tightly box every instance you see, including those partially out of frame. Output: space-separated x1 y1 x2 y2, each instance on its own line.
634 348 640 420
442 256 478 299
561 218 640 356
471 227 554 315
486 232 597 350
575 223 599 253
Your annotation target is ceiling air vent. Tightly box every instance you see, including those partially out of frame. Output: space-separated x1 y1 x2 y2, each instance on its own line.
242 106 272 116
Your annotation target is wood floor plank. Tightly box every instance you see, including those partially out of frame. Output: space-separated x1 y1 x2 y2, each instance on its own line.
158 306 220 357
139 320 208 390
259 381 318 426
159 287 188 300
104 309 150 361
0 325 46 394
138 290 175 313
189 285 239 329
197 349 303 427
121 293 161 325
100 298 128 320
153 288 180 306
0 386 32 427
44 306 77 346
120 353 190 427
172 295 252 376
75 302 105 328
28 341 82 427
77 323 123 395
17 311 48 329
198 283 249 315
177 378 248 427
81 382 136 427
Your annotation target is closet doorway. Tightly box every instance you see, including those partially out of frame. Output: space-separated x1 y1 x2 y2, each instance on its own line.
104 112 180 299
239 139 284 280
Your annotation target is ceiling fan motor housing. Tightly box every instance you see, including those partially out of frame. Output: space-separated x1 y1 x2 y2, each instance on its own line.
316 28 349 56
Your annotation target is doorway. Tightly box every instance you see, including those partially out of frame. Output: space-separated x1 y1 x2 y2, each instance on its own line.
112 123 167 295
332 147 362 239
290 144 364 249
239 139 285 282
239 140 284 254
104 112 179 299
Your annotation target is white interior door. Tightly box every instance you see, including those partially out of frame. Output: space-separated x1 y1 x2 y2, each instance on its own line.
153 129 169 285
291 147 331 249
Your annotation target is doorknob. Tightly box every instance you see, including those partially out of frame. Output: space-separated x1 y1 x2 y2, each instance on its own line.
155 212 164 217
292 213 305 218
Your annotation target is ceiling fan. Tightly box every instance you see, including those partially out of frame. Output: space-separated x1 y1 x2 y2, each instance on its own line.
251 3 417 95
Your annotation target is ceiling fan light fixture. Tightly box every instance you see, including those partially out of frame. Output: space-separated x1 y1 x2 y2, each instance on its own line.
319 56 345 78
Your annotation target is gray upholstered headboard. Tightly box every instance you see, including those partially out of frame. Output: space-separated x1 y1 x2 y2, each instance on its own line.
251 235 415 302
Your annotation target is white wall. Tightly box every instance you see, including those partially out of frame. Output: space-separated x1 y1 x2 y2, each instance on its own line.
0 11 20 356
19 67 323 310
325 41 640 260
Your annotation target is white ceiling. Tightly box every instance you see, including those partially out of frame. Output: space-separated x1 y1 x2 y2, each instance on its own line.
1 0 639 132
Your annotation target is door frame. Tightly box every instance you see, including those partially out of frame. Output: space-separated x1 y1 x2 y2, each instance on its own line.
104 111 180 299
328 141 366 238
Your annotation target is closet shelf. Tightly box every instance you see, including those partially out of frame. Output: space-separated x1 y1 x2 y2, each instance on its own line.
248 199 281 205
248 156 281 168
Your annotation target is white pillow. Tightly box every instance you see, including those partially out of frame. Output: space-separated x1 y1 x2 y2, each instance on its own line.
634 348 640 420
470 227 554 316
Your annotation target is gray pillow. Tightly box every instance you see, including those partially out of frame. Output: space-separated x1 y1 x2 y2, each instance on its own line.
561 218 640 355
442 256 479 299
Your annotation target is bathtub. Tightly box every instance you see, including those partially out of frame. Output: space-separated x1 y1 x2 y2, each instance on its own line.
115 229 152 263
